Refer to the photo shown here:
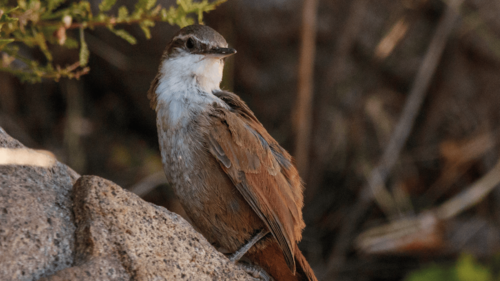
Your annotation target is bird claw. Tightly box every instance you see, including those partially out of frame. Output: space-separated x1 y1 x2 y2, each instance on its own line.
228 229 270 262
237 263 274 281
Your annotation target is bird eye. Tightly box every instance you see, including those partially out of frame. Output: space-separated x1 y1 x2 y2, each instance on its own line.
186 38 195 50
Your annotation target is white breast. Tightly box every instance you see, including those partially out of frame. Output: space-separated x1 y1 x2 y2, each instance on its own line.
154 53 226 127
153 52 229 190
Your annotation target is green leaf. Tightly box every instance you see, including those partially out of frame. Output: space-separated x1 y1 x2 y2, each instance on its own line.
177 0 190 11
145 0 156 10
139 25 150 39
0 9 19 24
150 4 161 16
135 0 157 11
109 28 137 44
139 19 154 39
79 27 89 66
117 6 129 21
405 254 495 281
0 38 14 50
95 13 107 22
405 264 454 281
0 0 225 82
46 0 65 12
455 254 492 281
160 8 169 21
64 37 79 49
34 32 53 61
99 0 117 12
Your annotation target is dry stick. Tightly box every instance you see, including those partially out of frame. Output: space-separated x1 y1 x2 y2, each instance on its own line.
306 0 368 201
322 1 464 279
63 79 86 173
322 0 368 88
129 171 168 197
355 157 500 255
85 32 131 71
436 158 500 220
294 0 319 178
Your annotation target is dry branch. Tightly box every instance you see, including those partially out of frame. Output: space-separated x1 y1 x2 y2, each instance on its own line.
293 0 319 178
375 17 410 60
306 0 368 200
322 0 465 278
436 158 500 220
355 157 500 255
128 171 168 197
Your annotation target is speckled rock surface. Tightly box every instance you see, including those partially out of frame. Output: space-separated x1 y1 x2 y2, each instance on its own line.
38 257 129 281
0 127 254 281
68 175 255 281
0 128 79 280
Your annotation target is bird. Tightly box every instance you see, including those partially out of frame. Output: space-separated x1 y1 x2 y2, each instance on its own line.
148 25 317 281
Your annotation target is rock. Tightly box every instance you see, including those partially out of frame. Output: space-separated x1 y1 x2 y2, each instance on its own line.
63 175 254 281
0 128 79 280
38 257 129 281
0 128 255 280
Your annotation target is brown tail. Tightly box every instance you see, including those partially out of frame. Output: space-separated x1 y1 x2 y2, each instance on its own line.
246 242 317 281
295 246 318 281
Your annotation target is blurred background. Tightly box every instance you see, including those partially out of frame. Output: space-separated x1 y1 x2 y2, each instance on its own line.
2 0 500 280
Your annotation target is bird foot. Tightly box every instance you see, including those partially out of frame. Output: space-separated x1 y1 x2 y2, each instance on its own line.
229 229 270 262
236 263 274 281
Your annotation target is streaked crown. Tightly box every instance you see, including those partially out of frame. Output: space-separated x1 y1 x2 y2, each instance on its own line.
164 25 235 58
148 25 236 110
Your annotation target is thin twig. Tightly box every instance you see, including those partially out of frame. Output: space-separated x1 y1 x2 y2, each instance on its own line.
322 0 464 278
375 17 410 60
355 156 500 255
436 158 500 219
370 0 463 199
322 0 369 88
306 0 368 200
293 0 319 178
62 79 86 173
85 32 130 71
128 171 167 197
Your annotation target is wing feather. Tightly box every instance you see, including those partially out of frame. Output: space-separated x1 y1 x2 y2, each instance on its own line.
206 93 306 272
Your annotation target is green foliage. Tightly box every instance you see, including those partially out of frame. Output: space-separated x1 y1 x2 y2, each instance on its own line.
109 27 137 44
405 254 495 281
79 27 89 66
99 0 117 12
456 254 492 281
406 264 453 281
0 0 227 82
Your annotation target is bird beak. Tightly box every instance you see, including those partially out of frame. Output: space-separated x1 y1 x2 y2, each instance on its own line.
206 47 237 58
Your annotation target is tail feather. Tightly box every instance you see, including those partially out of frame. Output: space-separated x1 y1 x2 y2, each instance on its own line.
295 247 318 281
246 242 317 281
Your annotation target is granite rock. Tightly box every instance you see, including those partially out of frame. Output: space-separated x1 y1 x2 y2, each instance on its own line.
0 128 79 280
66 175 255 281
0 128 254 280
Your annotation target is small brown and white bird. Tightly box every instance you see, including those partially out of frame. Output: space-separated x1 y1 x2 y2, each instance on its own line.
148 25 317 281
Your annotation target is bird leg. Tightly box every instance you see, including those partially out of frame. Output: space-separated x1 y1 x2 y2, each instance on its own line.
229 229 269 262
237 263 274 281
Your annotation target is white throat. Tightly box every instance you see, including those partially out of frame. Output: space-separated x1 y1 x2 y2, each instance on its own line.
155 53 226 127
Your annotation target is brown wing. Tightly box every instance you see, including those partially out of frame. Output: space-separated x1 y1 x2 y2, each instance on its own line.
207 91 305 272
